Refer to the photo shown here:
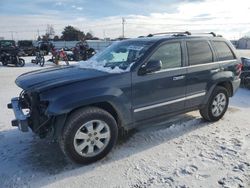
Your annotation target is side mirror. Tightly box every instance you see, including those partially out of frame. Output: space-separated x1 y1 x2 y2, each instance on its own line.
139 60 162 75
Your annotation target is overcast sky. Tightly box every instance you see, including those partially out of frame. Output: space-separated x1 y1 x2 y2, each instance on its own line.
0 0 250 40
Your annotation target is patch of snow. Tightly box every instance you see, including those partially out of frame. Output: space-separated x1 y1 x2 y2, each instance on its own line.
79 59 133 73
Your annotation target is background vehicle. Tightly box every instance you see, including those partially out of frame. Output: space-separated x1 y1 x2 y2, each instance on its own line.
50 47 69 65
37 41 53 55
31 50 45 67
72 41 96 61
17 40 35 56
0 40 25 67
8 32 241 164
0 52 25 67
64 50 75 61
240 57 250 88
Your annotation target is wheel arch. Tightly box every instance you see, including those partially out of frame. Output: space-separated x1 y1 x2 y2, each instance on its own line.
216 81 233 97
53 101 128 140
68 101 122 126
201 80 233 107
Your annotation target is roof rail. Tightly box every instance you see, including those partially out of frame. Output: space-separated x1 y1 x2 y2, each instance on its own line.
191 32 217 37
147 31 191 37
146 31 221 38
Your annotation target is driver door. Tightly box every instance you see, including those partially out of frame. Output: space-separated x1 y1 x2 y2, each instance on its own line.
132 42 187 122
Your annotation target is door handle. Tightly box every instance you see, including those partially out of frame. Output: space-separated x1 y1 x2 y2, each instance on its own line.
173 75 185 81
210 68 220 73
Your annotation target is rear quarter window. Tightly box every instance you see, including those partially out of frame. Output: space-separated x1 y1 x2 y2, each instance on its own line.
187 41 213 65
213 41 235 61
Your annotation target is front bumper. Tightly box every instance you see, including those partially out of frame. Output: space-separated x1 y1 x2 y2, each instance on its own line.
8 97 29 132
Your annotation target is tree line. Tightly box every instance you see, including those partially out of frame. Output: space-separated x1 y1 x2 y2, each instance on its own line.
38 25 99 41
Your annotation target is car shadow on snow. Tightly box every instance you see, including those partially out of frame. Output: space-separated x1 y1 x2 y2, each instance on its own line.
0 112 215 186
22 112 219 185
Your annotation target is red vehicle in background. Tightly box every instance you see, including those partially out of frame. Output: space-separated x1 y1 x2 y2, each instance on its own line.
51 47 69 65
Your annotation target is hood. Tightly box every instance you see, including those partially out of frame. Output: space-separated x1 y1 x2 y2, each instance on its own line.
16 65 109 91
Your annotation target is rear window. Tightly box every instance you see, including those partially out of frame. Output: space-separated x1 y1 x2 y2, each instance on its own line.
187 41 213 65
213 41 235 61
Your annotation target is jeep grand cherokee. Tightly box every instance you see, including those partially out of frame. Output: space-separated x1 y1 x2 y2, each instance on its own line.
8 32 241 164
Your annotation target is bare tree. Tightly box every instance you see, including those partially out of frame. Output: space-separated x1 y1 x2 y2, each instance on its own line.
46 24 55 39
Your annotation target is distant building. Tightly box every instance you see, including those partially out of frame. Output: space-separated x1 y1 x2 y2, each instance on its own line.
230 40 238 48
0 37 4 40
33 40 114 52
237 37 250 49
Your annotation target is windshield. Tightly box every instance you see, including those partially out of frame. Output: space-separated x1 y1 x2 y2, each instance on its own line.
79 40 153 73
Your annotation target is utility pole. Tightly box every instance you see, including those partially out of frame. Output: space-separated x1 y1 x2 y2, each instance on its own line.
122 17 125 39
10 31 13 40
103 29 106 40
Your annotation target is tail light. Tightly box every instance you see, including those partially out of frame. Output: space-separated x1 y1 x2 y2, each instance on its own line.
236 63 243 75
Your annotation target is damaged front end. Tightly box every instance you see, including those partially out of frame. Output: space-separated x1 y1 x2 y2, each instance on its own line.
8 91 53 138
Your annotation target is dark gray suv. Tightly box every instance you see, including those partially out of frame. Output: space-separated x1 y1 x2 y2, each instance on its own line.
8 32 242 164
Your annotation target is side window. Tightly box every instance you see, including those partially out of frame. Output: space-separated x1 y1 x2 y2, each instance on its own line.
149 43 182 70
187 41 213 65
213 41 235 61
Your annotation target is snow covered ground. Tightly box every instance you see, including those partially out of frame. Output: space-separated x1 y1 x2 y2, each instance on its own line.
0 53 250 188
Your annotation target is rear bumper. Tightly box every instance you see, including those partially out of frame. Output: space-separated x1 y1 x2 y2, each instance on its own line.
8 97 29 132
232 78 241 95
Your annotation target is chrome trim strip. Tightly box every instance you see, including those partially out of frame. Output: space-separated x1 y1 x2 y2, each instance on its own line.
185 92 206 100
186 59 237 69
156 66 186 73
134 92 206 113
153 59 237 73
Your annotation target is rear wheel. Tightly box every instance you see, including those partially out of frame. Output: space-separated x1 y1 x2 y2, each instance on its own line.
2 61 8 66
16 58 25 67
39 57 45 67
59 107 118 164
200 86 229 122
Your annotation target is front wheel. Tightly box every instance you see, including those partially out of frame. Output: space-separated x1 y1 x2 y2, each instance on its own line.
16 58 25 67
59 107 118 164
39 56 45 67
200 86 229 122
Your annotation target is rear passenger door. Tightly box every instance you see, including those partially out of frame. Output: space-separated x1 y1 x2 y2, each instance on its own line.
185 40 219 108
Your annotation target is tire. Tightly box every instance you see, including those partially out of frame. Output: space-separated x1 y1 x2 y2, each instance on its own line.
16 58 25 67
51 56 55 64
52 56 58 65
199 86 229 122
2 61 8 66
64 56 69 65
39 57 45 67
59 107 118 164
